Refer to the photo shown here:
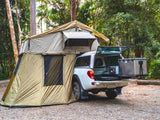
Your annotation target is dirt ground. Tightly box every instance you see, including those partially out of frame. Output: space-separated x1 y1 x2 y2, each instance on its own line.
0 83 160 120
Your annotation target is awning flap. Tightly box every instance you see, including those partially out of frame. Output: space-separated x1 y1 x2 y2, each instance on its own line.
63 31 96 41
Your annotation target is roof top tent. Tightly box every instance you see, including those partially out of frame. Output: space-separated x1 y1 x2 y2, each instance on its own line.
1 20 109 107
20 20 109 55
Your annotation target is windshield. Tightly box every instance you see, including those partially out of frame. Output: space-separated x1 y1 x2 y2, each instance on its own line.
96 46 121 55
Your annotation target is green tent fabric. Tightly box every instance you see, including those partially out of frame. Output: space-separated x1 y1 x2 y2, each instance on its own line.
1 54 76 106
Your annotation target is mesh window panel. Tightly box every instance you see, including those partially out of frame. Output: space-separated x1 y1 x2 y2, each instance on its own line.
44 55 63 86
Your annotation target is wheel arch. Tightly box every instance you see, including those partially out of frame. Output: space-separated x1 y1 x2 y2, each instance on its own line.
72 74 84 90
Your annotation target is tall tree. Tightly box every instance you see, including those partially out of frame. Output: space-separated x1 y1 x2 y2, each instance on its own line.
30 0 36 36
69 0 78 21
5 0 18 64
15 0 22 51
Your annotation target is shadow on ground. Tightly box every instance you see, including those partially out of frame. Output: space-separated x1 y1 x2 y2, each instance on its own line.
78 93 131 107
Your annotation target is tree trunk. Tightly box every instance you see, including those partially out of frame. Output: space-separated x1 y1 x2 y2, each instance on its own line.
5 0 18 64
15 0 22 51
30 0 36 36
135 47 141 58
0 58 5 73
117 37 122 46
69 0 78 21
6 19 12 77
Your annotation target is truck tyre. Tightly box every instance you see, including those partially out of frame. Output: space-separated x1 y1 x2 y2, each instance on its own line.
72 81 81 100
106 90 117 99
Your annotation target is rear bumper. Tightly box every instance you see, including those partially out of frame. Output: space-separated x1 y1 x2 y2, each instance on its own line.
86 79 135 90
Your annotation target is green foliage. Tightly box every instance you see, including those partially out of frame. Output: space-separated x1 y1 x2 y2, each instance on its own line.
0 0 29 79
147 59 160 79
77 0 91 25
13 0 30 39
149 51 160 79
37 0 71 28
0 72 9 80
0 0 160 79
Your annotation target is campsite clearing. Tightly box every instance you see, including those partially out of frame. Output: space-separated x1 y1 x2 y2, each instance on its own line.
0 82 160 120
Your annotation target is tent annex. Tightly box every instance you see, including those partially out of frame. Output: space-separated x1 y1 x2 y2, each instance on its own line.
1 20 109 106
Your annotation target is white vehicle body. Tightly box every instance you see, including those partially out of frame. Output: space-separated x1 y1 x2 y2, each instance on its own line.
73 51 130 91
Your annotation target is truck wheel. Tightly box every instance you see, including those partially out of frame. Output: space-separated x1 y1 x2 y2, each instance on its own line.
106 90 117 99
72 81 81 100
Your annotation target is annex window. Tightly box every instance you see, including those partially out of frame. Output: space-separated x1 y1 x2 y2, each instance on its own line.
44 55 63 86
75 56 90 67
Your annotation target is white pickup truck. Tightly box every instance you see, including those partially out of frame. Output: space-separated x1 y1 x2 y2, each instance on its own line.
72 46 147 100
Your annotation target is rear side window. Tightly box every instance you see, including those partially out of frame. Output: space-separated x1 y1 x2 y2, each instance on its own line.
75 56 90 67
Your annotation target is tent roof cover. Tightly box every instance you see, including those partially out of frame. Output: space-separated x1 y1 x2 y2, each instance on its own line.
27 20 109 42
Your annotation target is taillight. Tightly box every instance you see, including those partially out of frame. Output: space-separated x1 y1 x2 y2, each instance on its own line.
91 82 96 85
87 70 94 79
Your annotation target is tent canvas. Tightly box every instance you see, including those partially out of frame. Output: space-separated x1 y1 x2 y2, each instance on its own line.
1 20 109 106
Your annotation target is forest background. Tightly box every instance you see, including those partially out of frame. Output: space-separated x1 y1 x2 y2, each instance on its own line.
0 0 160 80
